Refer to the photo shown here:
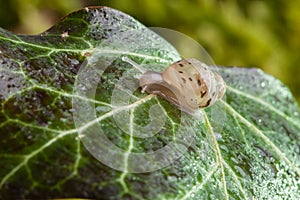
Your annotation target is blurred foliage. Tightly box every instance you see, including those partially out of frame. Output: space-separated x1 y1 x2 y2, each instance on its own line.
0 0 299 104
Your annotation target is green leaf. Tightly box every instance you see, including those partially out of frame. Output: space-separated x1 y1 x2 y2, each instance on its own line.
1 6 300 199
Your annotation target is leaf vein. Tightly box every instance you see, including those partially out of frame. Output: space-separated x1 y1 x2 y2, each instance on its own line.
179 164 218 200
204 111 229 200
220 100 300 176
227 86 300 129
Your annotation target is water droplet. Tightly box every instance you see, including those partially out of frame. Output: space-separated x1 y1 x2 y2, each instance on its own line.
260 81 266 88
26 134 33 140
231 157 239 164
70 59 79 65
234 165 248 178
60 118 67 122
96 106 111 113
214 132 222 140
220 145 229 153
167 175 177 182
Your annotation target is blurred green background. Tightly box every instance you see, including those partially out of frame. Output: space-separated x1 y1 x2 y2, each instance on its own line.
0 0 299 105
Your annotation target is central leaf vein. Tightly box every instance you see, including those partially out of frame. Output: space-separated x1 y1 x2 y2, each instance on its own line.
203 111 229 200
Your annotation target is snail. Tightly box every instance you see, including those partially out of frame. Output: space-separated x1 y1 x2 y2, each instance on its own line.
122 57 226 115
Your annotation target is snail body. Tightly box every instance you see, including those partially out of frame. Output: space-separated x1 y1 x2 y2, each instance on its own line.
123 57 226 115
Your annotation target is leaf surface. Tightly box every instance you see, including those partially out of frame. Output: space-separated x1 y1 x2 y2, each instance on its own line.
0 6 300 200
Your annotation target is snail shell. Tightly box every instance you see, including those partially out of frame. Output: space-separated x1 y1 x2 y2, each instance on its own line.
124 57 226 114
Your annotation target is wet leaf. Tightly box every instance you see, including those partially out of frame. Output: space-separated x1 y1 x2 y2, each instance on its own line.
0 6 300 199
